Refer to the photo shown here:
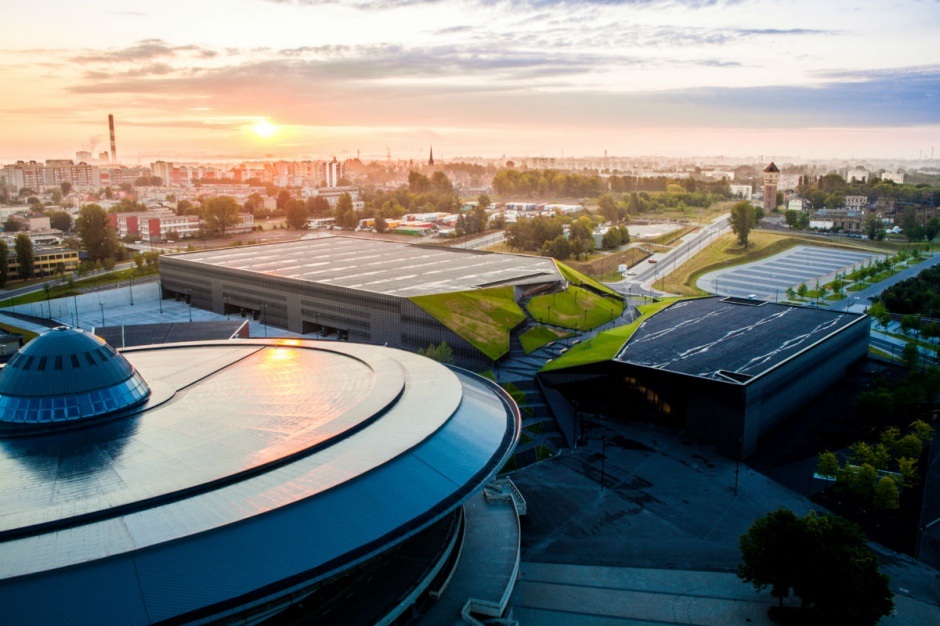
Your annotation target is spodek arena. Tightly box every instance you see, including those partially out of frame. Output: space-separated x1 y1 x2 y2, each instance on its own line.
0 327 522 625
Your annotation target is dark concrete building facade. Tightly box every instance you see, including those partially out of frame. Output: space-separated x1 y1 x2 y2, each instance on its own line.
540 297 871 458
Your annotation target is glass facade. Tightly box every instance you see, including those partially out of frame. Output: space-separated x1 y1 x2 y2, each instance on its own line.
0 371 149 425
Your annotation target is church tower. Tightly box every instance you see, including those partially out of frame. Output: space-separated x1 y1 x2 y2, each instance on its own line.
428 146 434 167
762 162 779 212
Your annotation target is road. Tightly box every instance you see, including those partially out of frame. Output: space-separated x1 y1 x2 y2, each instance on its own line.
606 213 731 297
452 231 506 249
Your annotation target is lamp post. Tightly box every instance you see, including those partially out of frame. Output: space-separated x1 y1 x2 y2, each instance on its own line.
158 282 163 314
99 303 105 328
128 276 134 306
187 289 193 322
43 284 51 319
262 303 268 338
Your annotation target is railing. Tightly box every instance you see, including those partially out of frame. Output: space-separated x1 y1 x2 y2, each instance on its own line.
484 478 527 516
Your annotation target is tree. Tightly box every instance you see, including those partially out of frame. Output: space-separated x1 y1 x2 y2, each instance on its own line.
816 451 839 479
244 192 265 214
862 214 886 241
0 240 8 288
60 181 72 195
3 217 21 232
276 190 292 210
47 210 72 232
873 476 900 510
728 200 756 248
284 199 309 230
307 195 332 217
202 196 241 237
76 204 120 263
418 341 455 364
14 233 34 279
738 508 805 606
739 510 893 624
867 300 891 329
477 193 491 211
374 215 387 233
336 192 353 215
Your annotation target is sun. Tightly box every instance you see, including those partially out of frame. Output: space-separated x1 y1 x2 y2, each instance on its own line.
252 118 277 138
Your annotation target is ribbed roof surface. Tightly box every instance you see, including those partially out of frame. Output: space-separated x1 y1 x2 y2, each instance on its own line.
0 327 135 397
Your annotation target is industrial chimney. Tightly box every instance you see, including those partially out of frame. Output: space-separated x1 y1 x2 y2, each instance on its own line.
108 114 117 163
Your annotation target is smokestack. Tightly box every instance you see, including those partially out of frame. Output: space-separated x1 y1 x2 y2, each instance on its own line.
108 114 117 163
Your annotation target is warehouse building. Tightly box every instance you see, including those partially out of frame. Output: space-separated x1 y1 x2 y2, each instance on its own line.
159 236 564 368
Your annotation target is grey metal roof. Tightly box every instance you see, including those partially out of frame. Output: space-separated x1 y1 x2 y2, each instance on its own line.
0 339 520 625
164 236 561 297
614 298 866 381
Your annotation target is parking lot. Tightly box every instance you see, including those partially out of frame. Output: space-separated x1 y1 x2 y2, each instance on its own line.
697 245 880 301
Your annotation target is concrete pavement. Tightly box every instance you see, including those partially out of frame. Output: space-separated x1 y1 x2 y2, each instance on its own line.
508 418 940 624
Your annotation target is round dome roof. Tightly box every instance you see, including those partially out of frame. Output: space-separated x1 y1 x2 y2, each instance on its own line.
0 327 150 430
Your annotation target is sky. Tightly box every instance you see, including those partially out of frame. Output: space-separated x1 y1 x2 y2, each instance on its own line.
2 0 939 163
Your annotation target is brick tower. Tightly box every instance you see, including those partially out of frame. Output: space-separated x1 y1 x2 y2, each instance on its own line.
762 162 779 212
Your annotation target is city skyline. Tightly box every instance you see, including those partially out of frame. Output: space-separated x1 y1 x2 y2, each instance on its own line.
2 0 939 163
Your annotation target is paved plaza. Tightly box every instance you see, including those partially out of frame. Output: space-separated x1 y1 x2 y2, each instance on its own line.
510 419 940 625
698 245 879 301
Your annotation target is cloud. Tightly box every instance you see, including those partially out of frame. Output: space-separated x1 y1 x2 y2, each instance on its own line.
72 39 217 63
265 0 737 9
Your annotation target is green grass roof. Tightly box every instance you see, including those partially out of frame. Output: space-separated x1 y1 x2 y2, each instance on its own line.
410 286 527 360
540 297 686 372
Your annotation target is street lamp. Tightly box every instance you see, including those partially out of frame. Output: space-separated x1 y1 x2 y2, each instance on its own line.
43 284 51 319
128 276 134 306
99 303 105 328
158 281 163 314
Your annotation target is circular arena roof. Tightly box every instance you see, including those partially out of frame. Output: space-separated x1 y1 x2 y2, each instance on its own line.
0 338 520 625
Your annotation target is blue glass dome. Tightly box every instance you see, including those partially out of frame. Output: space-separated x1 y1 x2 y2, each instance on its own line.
0 327 150 430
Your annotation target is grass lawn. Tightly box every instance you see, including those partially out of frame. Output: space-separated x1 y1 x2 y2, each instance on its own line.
541 297 684 372
847 282 870 292
554 261 621 297
410 286 526 360
526 285 623 331
519 325 572 354
0 323 38 343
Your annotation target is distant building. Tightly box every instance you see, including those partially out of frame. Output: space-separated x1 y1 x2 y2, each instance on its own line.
107 209 201 242
730 184 752 199
882 171 905 184
845 195 868 211
762 162 780 212
787 198 808 211
777 173 800 192
322 157 345 188
301 185 362 208
5 245 79 276
846 168 869 183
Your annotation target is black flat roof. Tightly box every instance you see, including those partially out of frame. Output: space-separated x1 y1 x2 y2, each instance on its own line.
615 298 866 381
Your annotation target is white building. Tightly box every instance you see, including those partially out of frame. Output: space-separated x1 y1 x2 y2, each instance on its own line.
730 184 752 199
846 168 869 183
845 195 868 210
882 171 905 184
